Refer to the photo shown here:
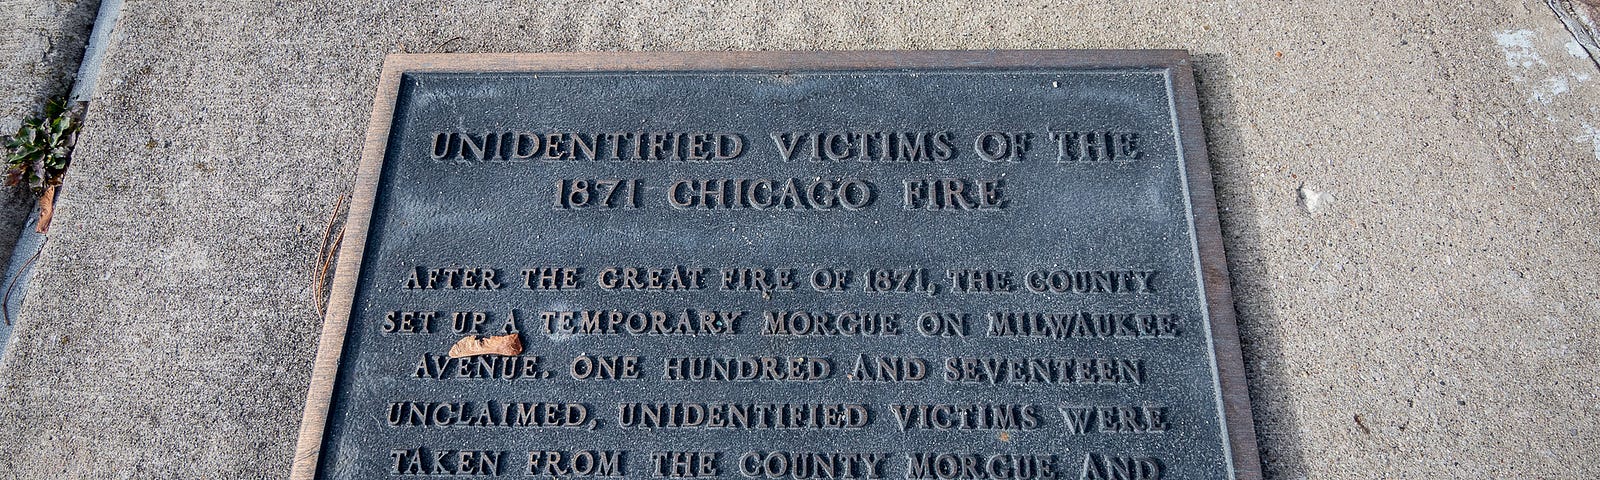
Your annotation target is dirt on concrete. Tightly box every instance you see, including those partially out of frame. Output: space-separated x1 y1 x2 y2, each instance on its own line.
1 1 1598 478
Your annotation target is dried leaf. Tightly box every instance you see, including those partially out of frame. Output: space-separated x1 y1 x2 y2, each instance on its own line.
36 185 55 233
447 333 522 358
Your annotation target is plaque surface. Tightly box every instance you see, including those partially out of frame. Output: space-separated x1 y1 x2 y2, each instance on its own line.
293 51 1260 480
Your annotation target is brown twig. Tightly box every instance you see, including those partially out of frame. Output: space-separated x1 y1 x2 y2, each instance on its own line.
315 229 345 316
433 36 466 53
312 195 347 317
2 239 46 326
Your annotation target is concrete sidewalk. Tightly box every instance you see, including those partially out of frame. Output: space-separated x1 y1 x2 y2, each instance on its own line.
2 1 1599 478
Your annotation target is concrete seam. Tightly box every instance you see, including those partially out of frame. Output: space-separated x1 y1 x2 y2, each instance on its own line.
69 0 123 102
1547 0 1600 72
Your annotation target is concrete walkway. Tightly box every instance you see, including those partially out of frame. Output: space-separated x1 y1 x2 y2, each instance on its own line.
1 1 1599 478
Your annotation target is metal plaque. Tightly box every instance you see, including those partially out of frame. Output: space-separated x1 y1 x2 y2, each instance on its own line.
293 51 1260 480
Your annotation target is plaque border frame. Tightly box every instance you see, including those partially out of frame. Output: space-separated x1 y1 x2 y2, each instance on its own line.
290 50 1261 480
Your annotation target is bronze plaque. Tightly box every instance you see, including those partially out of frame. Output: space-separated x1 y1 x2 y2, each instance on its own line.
293 51 1260 480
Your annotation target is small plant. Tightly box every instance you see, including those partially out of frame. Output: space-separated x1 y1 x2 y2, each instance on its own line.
4 97 77 192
